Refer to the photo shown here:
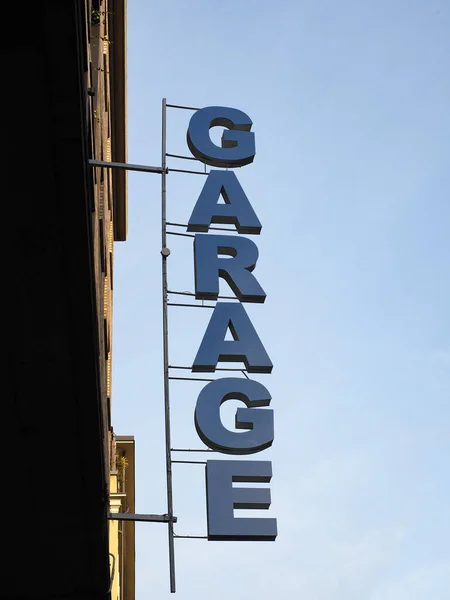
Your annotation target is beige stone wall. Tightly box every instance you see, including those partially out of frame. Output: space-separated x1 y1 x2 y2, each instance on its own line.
110 437 136 600
88 0 115 452
86 4 133 598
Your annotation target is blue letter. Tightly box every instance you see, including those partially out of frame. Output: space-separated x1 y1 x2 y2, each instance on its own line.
206 460 277 541
195 378 274 454
187 106 255 168
194 234 266 303
187 170 261 234
192 302 273 373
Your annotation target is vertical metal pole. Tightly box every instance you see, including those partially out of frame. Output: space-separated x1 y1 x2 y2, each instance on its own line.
161 97 176 593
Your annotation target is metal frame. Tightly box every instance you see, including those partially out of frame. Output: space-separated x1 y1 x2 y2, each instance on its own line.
89 98 254 594
108 513 176 523
160 98 178 593
89 158 166 174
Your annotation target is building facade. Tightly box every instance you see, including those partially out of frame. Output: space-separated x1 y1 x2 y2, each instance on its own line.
5 1 133 598
86 1 135 597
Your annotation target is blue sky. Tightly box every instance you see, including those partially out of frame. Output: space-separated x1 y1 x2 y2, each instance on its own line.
112 1 450 597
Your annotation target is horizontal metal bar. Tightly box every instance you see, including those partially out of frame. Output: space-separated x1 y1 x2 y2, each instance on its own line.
108 513 177 523
169 365 248 372
167 302 215 309
166 231 195 238
166 153 200 162
89 159 165 174
171 448 216 453
166 103 200 111
166 222 192 228
167 290 237 300
168 167 209 176
165 222 237 232
167 290 196 296
169 376 215 382
172 460 207 464
174 535 207 539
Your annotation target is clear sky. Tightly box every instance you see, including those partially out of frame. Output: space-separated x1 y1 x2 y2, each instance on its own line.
112 1 450 598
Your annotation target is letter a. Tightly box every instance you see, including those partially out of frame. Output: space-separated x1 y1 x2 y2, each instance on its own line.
192 302 273 373
187 170 261 234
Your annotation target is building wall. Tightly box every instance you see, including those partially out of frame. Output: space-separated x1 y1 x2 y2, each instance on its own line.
85 3 134 598
4 1 119 597
109 436 136 600
89 0 115 442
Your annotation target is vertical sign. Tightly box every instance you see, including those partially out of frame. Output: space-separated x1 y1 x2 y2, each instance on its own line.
186 106 277 541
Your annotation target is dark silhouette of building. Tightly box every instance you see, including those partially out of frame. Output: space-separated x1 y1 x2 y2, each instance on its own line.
5 1 132 598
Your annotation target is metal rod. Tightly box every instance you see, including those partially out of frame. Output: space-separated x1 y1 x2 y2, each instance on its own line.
167 302 215 309
167 290 237 300
166 153 200 162
168 167 209 176
161 97 176 594
108 513 177 523
108 553 115 594
169 365 248 372
89 159 165 174
174 535 208 540
172 460 207 465
169 376 215 382
167 290 196 296
167 231 195 238
166 103 200 111
166 222 237 232
171 448 216 453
